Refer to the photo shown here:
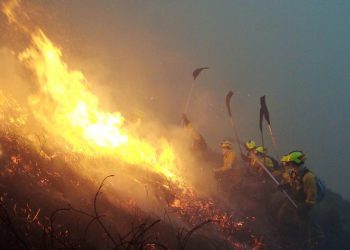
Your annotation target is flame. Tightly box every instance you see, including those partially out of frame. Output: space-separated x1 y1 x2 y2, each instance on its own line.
1 0 19 24
2 0 180 182
1 3 265 248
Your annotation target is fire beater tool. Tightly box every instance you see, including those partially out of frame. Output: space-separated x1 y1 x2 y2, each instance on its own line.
225 90 244 156
184 67 209 114
259 95 279 159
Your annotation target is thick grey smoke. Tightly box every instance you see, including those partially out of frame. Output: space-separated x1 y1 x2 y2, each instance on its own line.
1 0 349 201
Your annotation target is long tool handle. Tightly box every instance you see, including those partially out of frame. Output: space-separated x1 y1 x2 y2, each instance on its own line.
184 82 196 114
267 124 279 159
229 117 243 156
252 155 298 208
225 91 244 157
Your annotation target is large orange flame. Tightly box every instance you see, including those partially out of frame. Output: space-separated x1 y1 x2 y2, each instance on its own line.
1 3 264 248
2 0 180 182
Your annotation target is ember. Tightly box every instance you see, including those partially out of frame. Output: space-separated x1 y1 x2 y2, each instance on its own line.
0 1 266 249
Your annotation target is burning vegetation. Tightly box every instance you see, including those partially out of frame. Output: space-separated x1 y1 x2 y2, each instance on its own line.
0 0 349 249
0 1 265 249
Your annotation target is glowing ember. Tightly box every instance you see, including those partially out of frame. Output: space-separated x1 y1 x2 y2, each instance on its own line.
0 1 264 248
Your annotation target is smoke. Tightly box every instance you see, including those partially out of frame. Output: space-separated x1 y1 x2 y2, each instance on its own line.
0 0 229 224
0 48 30 102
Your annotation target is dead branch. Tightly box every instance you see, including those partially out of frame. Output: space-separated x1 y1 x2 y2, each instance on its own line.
83 215 103 243
93 175 118 249
116 219 161 249
132 219 160 246
177 219 213 250
49 207 71 248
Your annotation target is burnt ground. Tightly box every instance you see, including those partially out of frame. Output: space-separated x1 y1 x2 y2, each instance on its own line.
0 130 349 249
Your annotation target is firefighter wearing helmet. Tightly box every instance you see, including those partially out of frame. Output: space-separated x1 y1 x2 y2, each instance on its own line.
213 140 240 188
242 140 256 165
247 145 269 173
279 151 317 210
280 154 293 184
245 140 256 151
214 140 236 172
277 151 321 249
254 146 281 177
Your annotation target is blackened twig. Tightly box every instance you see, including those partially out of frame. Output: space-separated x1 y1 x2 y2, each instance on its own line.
178 219 213 250
93 175 118 248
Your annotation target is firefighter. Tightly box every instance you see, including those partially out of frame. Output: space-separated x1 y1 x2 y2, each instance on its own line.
242 140 256 165
246 146 276 176
279 154 293 184
255 146 281 178
214 140 236 172
279 151 317 214
277 151 321 249
248 146 281 204
213 140 240 189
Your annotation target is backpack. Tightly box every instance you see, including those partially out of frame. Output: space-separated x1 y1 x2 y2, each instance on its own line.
299 168 326 203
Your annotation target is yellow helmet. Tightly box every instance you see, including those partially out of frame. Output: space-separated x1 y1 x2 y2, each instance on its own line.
245 140 256 150
285 151 306 165
255 146 267 154
280 154 289 163
220 140 232 149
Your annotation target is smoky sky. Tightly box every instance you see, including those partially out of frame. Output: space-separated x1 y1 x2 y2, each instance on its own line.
3 1 350 200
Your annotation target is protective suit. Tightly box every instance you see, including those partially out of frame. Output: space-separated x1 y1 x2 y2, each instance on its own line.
214 141 241 188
